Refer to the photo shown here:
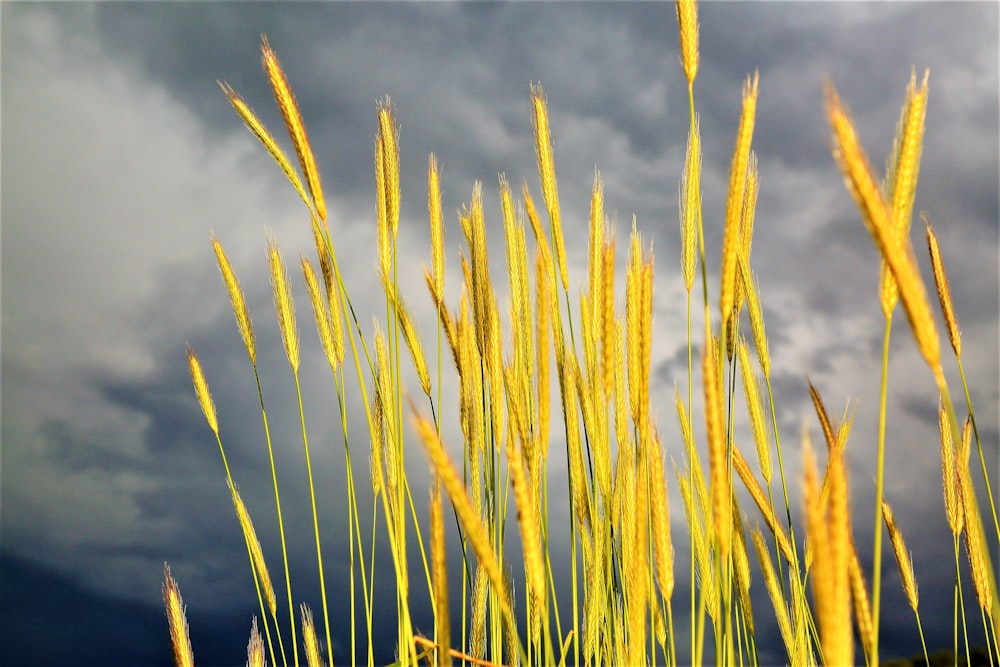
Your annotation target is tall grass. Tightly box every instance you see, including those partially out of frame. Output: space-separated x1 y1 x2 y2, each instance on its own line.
165 2 998 665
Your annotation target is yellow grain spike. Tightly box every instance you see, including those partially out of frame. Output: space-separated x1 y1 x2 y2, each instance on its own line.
924 214 962 358
881 499 919 612
504 370 545 622
750 525 794 657
625 224 653 437
428 154 445 299
470 566 488 661
805 436 853 667
613 319 628 451
735 152 759 314
733 443 793 564
309 220 342 364
958 418 994 613
562 353 592 533
375 134 391 280
939 400 963 536
535 251 552 461
679 114 702 292
675 0 699 85
212 234 257 365
379 273 431 397
738 338 771 483
247 617 265 667
218 81 313 216
302 256 340 373
531 84 569 291
261 37 326 225
731 505 755 636
301 604 326 667
703 333 730 559
888 70 929 244
501 175 532 386
880 70 928 318
627 445 649 666
743 265 771 379
162 563 194 667
849 545 875 663
410 406 517 629
266 231 300 372
377 98 401 240
374 325 397 505
720 72 759 332
807 379 837 454
675 386 709 524
186 346 218 436
232 486 277 617
649 435 675 604
826 80 941 374
601 233 617 402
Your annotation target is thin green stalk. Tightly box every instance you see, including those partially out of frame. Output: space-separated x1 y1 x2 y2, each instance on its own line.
253 367 298 667
872 316 893 662
291 372 333 663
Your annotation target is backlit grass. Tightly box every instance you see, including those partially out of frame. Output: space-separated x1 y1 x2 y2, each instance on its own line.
165 2 999 665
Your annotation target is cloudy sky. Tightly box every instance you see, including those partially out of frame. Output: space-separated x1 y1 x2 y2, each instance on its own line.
2 2 997 665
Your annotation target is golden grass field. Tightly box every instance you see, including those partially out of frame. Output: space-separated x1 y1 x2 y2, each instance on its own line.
164 2 998 665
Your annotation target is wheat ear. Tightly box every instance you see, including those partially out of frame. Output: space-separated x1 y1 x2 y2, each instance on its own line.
260 37 325 225
675 0 700 85
266 231 300 372
720 72 759 331
300 604 325 667
162 563 194 667
826 81 941 374
247 617 265 667
212 235 257 365
924 214 962 358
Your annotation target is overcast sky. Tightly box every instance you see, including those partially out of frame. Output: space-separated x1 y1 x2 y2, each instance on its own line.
2 2 998 666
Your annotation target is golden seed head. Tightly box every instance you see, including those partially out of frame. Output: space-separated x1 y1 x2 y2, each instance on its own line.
531 83 568 291
939 400 963 536
738 338 771 483
848 547 875 660
679 115 702 292
428 153 445 299
232 486 277 617
411 404 516 630
733 443 794 564
266 231 300 372
301 256 339 373
675 0 700 85
212 235 257 365
826 80 941 373
300 603 326 667
720 72 760 330
649 438 675 601
924 214 962 358
186 346 218 436
751 524 795 653
375 134 391 280
261 36 326 224
247 617 265 667
703 338 730 559
162 563 194 667
218 81 313 214
881 498 919 612
377 98 401 240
